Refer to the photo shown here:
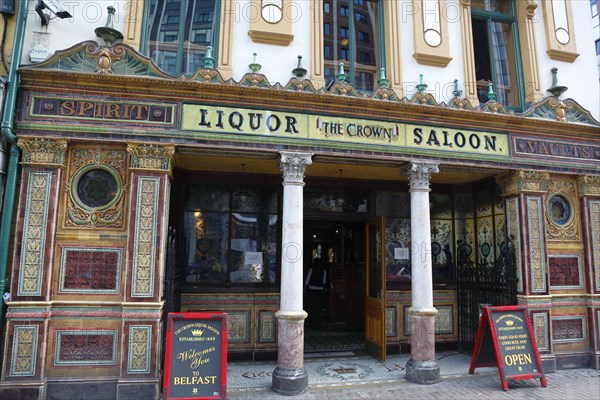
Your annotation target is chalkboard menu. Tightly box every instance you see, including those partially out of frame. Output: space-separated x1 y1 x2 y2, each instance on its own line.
163 312 227 399
469 306 546 391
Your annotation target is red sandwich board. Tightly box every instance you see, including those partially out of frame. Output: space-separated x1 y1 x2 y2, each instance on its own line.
469 305 547 391
163 312 228 400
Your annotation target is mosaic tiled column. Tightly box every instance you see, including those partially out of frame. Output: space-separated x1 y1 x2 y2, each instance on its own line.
272 151 312 396
0 138 67 399
403 161 440 384
121 143 174 399
496 170 553 371
577 175 600 369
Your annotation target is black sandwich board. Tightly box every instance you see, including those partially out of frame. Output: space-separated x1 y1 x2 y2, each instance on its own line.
469 305 546 391
163 312 227 399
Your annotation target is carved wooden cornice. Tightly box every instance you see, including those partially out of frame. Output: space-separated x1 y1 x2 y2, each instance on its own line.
18 138 68 167
577 175 600 197
127 143 175 175
496 170 551 195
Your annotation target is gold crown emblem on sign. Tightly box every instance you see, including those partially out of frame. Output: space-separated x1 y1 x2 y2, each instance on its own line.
191 329 204 336
505 320 514 326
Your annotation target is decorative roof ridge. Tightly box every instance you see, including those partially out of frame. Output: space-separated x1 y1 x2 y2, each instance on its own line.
21 41 600 128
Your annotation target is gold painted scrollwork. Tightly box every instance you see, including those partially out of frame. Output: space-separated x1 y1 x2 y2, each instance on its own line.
65 147 128 229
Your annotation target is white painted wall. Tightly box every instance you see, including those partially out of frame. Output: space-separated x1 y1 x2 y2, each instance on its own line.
229 0 312 84
533 0 600 121
21 1 128 65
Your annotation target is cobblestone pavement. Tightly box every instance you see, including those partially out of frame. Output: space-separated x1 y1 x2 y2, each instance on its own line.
227 352 600 400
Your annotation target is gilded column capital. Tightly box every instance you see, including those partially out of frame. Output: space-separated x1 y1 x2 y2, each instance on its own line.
577 175 600 197
279 151 313 185
459 0 471 7
496 170 550 195
127 143 175 174
402 161 439 191
17 138 68 167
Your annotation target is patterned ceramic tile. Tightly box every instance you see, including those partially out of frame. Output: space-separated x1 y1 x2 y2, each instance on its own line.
17 172 51 296
9 326 38 377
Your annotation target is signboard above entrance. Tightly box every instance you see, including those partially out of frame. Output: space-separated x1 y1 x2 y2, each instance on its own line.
181 104 509 157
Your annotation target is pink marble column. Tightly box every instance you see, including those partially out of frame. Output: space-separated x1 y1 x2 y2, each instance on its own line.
404 161 440 384
272 151 312 396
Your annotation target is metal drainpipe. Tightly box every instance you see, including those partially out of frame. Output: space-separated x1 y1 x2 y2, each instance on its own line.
0 0 30 331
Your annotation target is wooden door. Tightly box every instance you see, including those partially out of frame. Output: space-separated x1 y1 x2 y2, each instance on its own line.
364 217 386 361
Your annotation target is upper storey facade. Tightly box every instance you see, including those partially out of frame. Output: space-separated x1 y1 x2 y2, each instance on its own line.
17 0 600 120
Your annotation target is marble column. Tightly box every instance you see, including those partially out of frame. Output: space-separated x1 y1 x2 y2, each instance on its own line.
404 161 440 384
272 151 313 396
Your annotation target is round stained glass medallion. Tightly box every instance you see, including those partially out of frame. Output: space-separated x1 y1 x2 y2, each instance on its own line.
548 194 571 226
75 167 120 209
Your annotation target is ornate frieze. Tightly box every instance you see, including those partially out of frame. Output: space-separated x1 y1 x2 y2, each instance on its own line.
18 138 67 167
54 330 118 365
552 316 586 343
403 161 439 191
279 151 313 184
496 170 550 195
59 247 123 294
131 176 159 297
577 175 600 197
128 143 175 173
17 172 52 296
548 255 582 289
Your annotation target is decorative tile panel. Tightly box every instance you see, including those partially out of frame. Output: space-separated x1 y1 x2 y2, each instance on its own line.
55 330 118 366
590 200 600 292
549 255 582 289
228 311 251 343
404 305 453 336
532 312 549 352
258 311 276 343
131 176 159 297
552 316 586 343
18 172 52 296
506 197 523 292
9 326 39 377
386 306 396 337
127 325 152 374
59 247 123 294
527 196 546 292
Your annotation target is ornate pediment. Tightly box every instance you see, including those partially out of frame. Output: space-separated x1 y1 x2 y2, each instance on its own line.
23 41 174 79
519 97 600 126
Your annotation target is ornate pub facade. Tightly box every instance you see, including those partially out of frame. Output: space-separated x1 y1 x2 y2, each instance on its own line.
0 1 598 399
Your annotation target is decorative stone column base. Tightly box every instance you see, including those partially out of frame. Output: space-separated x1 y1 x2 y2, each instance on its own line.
272 311 308 396
272 366 308 396
406 312 439 384
405 358 440 384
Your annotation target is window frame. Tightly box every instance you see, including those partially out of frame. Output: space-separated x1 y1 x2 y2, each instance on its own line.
324 0 386 92
140 0 222 76
471 1 525 110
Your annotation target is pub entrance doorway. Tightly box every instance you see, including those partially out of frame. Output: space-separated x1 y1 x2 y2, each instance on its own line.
303 219 367 354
